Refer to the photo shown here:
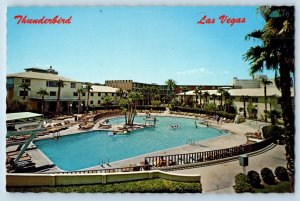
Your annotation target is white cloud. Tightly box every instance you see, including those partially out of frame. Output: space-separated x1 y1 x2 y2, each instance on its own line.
221 70 230 74
176 67 213 76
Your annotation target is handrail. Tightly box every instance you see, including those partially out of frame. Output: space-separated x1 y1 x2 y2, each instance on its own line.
46 164 152 174
144 137 274 168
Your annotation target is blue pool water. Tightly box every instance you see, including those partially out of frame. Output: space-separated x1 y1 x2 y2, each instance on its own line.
35 116 228 171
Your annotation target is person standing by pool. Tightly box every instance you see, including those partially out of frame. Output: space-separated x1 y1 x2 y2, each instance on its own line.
217 116 220 124
194 121 198 128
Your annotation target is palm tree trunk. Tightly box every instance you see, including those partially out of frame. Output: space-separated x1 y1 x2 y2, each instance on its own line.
23 89 26 100
220 95 223 110
86 91 90 112
279 61 295 192
243 101 246 118
41 96 45 114
199 95 202 108
78 94 81 114
56 87 61 114
264 84 268 122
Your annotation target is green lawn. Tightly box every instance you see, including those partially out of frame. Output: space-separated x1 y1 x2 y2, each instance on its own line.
7 178 202 193
255 181 291 193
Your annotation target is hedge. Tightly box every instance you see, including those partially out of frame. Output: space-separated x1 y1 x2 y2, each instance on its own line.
261 167 276 185
6 178 202 193
275 166 289 181
136 105 166 111
233 173 255 193
247 170 262 188
262 125 284 140
170 107 236 120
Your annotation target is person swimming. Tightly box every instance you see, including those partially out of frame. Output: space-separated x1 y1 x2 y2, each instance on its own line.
170 125 180 129
194 121 198 128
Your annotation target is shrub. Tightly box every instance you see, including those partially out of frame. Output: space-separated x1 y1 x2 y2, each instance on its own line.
261 167 276 185
136 105 166 111
170 106 236 119
262 125 284 140
247 170 262 188
275 166 289 181
233 173 255 193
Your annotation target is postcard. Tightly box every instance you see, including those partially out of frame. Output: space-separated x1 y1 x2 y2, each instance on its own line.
3 3 296 199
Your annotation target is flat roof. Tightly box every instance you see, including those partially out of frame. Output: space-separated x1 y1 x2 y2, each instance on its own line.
6 112 43 121
91 85 118 93
7 71 79 82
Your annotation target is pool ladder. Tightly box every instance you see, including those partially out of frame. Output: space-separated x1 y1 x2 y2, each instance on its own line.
100 158 110 167
187 138 195 145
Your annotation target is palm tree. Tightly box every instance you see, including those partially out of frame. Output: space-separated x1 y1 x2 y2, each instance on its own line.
217 88 225 110
56 79 65 114
76 87 84 114
193 89 199 106
165 79 177 102
240 95 249 118
197 86 203 108
116 88 126 99
118 91 143 125
102 95 114 107
223 91 231 112
261 78 273 122
84 83 93 112
180 86 189 105
267 99 272 111
244 6 295 190
211 94 218 105
268 110 281 125
18 83 31 100
37 88 49 115
150 85 160 101
203 91 210 105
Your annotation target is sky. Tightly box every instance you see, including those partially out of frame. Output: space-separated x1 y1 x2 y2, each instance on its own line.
6 6 274 85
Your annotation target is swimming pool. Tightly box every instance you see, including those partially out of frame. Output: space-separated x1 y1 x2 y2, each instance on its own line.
35 116 228 171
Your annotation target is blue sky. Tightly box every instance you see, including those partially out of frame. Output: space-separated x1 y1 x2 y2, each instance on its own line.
7 6 273 85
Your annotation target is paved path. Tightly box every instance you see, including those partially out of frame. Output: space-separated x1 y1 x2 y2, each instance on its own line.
172 145 286 193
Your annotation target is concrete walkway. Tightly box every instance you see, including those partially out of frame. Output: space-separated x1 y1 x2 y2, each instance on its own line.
172 145 286 193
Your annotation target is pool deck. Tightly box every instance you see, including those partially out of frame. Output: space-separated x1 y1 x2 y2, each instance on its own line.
8 112 287 193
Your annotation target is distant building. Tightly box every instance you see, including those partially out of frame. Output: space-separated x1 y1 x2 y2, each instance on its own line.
175 85 233 93
105 80 171 105
176 86 294 119
232 75 268 89
86 85 118 107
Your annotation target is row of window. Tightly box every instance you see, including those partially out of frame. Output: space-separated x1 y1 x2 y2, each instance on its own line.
90 100 102 105
19 91 116 97
46 81 77 88
73 92 116 97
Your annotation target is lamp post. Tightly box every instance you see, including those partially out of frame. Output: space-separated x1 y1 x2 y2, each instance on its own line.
239 154 249 174
69 103 72 115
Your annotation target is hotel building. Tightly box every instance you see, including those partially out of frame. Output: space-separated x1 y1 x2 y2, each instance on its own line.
6 67 118 114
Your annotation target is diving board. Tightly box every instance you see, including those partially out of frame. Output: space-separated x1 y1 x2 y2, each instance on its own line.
6 112 45 164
